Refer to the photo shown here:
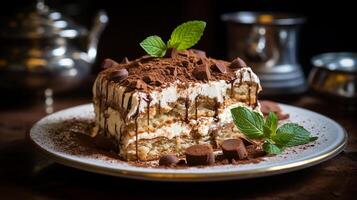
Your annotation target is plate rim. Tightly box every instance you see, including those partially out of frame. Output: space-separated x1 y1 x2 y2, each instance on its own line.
29 103 348 182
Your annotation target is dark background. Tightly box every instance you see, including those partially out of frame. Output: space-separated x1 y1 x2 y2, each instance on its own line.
1 0 356 74
0 2 356 199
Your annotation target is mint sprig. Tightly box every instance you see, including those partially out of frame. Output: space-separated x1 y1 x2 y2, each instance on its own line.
139 20 206 57
231 107 318 155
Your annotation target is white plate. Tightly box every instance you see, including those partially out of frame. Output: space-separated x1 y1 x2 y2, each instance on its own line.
30 103 347 181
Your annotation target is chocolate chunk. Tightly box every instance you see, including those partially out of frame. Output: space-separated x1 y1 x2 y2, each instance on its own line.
143 73 164 86
121 57 130 64
185 144 215 166
128 79 148 90
246 145 266 158
260 100 290 120
229 57 247 69
277 112 290 120
107 68 128 82
102 58 119 69
164 48 178 58
192 64 211 81
221 139 248 160
212 61 229 73
177 50 190 57
159 154 180 166
190 49 206 57
260 100 282 114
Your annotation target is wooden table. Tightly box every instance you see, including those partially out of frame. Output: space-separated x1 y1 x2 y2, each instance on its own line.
0 94 356 199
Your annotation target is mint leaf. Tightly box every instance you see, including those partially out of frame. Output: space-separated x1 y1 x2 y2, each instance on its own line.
273 123 317 148
140 35 167 57
263 140 282 155
263 112 278 137
231 107 264 139
167 20 206 50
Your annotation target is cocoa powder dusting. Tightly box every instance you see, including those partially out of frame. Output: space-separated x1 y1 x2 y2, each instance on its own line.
49 119 266 169
99 49 244 93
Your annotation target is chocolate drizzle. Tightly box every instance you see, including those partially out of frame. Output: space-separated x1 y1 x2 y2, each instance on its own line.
119 125 123 145
247 70 252 106
96 77 119 138
97 77 103 129
222 96 226 108
239 70 243 84
103 80 109 136
213 98 219 122
144 94 152 127
229 79 236 98
133 97 141 160
114 124 118 140
126 95 133 115
158 100 161 115
92 51 263 162
254 83 259 108
184 97 190 123
195 96 199 120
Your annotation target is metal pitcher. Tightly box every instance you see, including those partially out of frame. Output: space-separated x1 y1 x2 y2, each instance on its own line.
222 12 306 95
0 0 108 93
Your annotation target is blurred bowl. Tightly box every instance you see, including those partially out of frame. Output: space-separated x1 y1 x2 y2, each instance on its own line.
309 52 357 103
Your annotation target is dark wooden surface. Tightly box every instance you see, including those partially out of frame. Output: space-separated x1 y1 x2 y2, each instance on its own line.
0 94 356 199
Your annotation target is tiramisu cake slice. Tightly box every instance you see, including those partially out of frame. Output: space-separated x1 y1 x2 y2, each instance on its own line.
92 50 261 161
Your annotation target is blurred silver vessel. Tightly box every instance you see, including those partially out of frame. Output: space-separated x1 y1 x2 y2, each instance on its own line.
309 52 357 103
222 12 306 95
0 0 108 93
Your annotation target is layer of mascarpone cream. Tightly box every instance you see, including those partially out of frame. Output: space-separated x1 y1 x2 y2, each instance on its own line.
93 67 261 120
